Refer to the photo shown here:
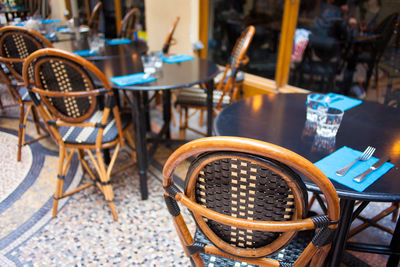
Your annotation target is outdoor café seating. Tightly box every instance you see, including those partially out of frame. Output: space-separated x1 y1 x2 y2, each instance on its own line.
0 1 399 266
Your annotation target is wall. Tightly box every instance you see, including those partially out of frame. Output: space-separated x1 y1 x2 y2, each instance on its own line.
144 0 199 55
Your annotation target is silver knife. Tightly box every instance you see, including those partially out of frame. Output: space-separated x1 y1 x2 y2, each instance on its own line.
353 156 391 183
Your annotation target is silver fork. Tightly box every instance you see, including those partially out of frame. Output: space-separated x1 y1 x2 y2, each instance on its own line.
336 146 376 176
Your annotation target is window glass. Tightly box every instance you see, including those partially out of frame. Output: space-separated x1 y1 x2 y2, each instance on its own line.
208 0 284 80
288 0 400 102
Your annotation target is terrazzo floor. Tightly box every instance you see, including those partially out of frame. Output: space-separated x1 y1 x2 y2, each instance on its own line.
0 87 398 266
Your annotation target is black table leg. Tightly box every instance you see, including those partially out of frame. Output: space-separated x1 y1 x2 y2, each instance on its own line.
387 216 400 266
143 91 151 132
205 80 214 137
328 199 356 267
131 91 148 200
162 89 171 140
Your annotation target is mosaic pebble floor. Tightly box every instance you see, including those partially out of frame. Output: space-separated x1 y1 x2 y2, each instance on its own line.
0 88 398 266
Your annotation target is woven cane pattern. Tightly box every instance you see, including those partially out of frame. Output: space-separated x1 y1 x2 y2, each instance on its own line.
231 29 251 66
1 31 45 77
194 155 296 249
38 58 93 120
194 228 313 265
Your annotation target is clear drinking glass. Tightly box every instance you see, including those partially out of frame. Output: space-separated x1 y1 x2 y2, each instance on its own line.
316 107 344 138
141 54 156 75
306 94 330 123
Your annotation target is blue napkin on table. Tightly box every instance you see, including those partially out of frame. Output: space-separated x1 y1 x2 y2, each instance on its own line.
44 34 57 40
105 38 132 45
109 73 156 87
73 50 99 57
162 54 195 64
41 19 61 24
315 146 394 192
325 93 362 111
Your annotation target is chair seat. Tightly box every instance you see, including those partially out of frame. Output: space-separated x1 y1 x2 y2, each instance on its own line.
58 111 131 145
18 86 32 102
194 228 314 266
214 70 245 84
175 87 231 107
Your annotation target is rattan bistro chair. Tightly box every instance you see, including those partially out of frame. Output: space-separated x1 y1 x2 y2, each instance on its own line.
119 8 140 41
87 1 103 34
23 48 136 220
0 26 53 161
162 16 180 55
175 26 255 139
163 137 340 266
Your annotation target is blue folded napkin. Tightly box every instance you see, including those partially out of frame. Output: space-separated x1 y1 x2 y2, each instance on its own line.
163 54 195 64
105 38 132 45
44 34 57 40
15 23 25 26
73 50 99 57
325 93 362 111
315 146 394 192
41 19 61 24
109 73 156 87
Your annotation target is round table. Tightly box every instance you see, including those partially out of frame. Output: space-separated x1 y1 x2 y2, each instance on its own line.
214 93 400 266
93 57 219 200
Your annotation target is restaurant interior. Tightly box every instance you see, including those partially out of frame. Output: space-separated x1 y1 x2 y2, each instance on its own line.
0 0 399 266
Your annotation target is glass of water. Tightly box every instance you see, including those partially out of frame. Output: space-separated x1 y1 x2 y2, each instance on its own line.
316 107 344 138
306 94 329 123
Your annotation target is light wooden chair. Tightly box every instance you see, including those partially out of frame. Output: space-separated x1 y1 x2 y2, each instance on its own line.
0 26 52 161
175 26 255 139
23 48 136 221
162 16 180 54
163 136 340 266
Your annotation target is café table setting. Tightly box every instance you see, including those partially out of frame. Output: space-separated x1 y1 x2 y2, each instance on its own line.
214 92 400 266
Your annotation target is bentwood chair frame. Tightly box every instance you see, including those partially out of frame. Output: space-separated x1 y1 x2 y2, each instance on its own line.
23 48 136 220
176 26 255 139
87 1 103 34
162 16 180 55
119 8 140 41
0 26 53 161
163 137 340 266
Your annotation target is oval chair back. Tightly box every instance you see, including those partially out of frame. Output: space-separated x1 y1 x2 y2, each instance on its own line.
119 8 140 40
0 26 53 81
87 1 103 33
163 137 340 266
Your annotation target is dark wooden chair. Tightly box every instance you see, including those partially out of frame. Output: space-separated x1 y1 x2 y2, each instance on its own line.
175 26 255 139
119 8 140 41
163 136 340 266
22 48 136 221
0 26 53 161
162 16 180 55
87 1 103 34
357 12 399 95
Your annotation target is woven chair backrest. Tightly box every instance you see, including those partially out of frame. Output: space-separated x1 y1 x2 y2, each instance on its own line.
120 8 140 40
30 54 100 122
184 151 308 257
230 26 255 68
0 27 52 81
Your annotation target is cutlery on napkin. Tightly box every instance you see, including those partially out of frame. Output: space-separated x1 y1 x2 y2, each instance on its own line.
353 156 391 182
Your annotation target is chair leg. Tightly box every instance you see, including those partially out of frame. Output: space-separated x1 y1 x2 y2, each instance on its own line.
179 106 188 139
30 105 42 135
17 104 25 161
95 150 117 220
392 202 399 222
53 146 66 218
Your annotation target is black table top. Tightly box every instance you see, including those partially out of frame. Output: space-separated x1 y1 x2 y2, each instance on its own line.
53 38 148 59
93 57 220 91
214 93 400 201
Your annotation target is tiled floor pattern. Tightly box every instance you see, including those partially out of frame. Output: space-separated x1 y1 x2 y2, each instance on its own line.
0 87 398 266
